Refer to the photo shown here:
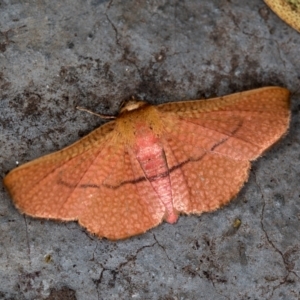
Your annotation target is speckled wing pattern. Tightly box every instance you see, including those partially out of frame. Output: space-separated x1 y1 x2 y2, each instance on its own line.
264 0 300 33
4 121 166 239
3 87 290 240
4 122 116 219
157 87 290 214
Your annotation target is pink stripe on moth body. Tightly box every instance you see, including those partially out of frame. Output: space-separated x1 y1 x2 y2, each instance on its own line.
133 124 178 223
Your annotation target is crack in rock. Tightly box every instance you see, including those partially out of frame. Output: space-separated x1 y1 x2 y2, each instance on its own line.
253 171 299 298
93 241 157 299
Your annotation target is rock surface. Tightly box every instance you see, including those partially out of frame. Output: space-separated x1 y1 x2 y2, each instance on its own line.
0 1 300 299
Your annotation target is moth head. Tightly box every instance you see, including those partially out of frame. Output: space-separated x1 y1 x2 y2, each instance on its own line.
119 99 148 114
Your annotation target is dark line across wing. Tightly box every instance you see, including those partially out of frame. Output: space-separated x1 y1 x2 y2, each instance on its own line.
103 154 206 189
58 154 205 190
58 120 243 190
211 120 242 151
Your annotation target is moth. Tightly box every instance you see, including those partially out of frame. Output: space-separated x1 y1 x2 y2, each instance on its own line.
264 0 300 33
3 87 290 240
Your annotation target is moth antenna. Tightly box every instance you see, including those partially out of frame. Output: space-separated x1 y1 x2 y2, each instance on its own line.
76 106 116 120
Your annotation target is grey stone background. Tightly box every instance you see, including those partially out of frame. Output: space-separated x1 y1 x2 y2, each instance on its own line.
0 0 300 299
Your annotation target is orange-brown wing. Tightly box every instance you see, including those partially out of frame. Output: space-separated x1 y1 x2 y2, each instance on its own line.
4 121 165 239
4 122 116 218
264 0 300 33
157 87 290 214
78 147 165 239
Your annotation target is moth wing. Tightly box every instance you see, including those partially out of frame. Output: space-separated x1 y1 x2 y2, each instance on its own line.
264 0 300 33
157 87 290 214
4 121 165 239
4 122 117 218
77 146 165 240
